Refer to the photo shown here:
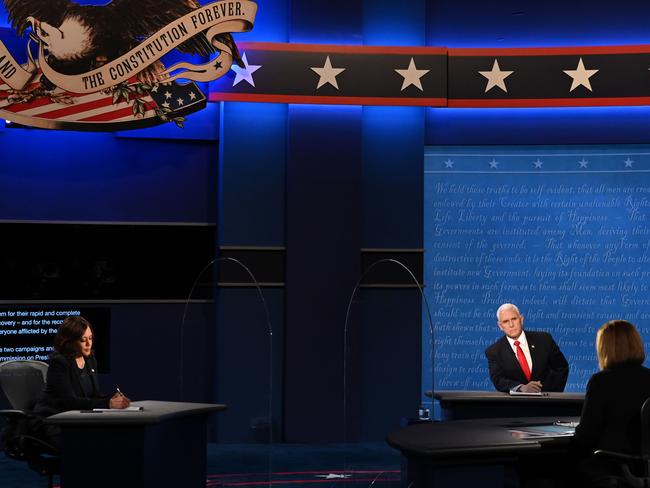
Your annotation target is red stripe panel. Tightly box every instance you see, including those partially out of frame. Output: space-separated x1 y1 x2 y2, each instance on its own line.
450 97 650 107
240 41 447 55
209 93 446 106
450 45 650 56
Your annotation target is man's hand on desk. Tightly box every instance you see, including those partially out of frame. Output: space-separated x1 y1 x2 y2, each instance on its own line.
520 381 543 393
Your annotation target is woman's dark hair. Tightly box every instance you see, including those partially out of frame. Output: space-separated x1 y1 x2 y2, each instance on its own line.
54 316 94 358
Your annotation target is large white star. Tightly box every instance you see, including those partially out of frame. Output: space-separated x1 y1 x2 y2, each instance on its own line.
395 58 429 91
479 59 514 93
563 58 598 92
232 53 261 87
311 56 345 90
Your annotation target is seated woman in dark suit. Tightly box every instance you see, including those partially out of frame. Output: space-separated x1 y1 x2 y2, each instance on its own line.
572 320 650 486
32 316 130 449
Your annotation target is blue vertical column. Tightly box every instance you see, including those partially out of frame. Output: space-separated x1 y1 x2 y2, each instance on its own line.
355 0 427 439
284 104 362 442
213 0 289 442
283 0 363 442
215 102 288 442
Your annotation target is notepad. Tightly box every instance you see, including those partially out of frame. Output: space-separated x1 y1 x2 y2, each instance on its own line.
509 424 575 438
92 406 144 412
509 390 547 396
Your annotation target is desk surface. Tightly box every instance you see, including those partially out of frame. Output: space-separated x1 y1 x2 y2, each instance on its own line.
387 416 579 459
429 390 584 404
46 400 227 425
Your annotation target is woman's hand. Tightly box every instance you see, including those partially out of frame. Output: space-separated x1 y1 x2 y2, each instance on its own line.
109 392 131 409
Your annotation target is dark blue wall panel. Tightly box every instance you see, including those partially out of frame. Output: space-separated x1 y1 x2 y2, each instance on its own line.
428 0 650 47
284 104 362 442
214 288 284 442
0 130 217 223
290 0 362 44
362 107 424 247
363 0 426 47
426 107 650 146
347 289 423 440
218 102 287 245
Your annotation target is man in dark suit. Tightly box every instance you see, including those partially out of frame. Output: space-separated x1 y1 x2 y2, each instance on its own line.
485 303 569 392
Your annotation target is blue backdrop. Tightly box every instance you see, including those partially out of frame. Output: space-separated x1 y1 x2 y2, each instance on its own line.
424 144 650 393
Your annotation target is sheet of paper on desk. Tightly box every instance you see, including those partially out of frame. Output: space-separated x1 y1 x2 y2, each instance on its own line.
509 390 546 396
555 420 579 428
92 406 144 412
509 424 575 439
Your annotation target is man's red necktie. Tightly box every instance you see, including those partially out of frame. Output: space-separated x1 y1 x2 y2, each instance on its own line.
514 340 531 381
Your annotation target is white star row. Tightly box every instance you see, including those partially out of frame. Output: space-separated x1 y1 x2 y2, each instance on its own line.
479 57 602 93
226 52 643 96
159 89 198 109
441 157 637 169
229 52 431 92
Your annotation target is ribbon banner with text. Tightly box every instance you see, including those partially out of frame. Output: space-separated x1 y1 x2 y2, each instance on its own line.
0 0 256 130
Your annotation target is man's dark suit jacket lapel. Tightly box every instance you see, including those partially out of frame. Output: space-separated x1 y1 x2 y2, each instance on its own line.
528 332 546 380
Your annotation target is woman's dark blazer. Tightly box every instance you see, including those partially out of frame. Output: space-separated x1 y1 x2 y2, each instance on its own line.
33 352 109 417
573 362 650 456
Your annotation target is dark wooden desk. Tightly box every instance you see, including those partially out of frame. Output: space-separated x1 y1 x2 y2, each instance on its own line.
387 416 578 487
430 390 584 420
47 400 227 488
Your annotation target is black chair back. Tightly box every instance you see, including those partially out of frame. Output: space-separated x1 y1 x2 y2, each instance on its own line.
0 360 48 412
641 397 650 458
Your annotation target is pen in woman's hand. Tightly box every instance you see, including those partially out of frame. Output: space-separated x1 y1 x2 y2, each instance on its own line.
116 387 124 397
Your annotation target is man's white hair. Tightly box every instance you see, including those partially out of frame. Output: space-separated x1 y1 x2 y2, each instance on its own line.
496 303 521 321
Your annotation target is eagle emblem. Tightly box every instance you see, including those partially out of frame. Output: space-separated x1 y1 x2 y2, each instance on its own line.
0 0 257 130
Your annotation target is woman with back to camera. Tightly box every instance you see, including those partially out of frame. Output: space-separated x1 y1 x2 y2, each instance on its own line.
32 316 130 449
572 320 650 485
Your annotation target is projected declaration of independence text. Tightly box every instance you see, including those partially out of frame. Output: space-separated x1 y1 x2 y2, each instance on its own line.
424 146 650 391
